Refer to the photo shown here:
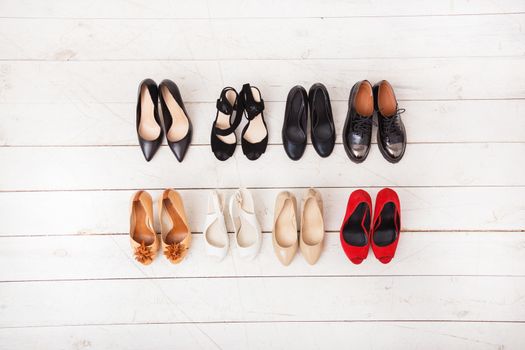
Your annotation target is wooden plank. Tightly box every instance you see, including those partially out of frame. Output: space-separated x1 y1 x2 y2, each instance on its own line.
1 0 524 18
1 144 524 191
0 187 523 236
2 99 525 146
0 58 524 104
1 321 522 350
2 15 524 60
2 276 525 327
1 232 524 281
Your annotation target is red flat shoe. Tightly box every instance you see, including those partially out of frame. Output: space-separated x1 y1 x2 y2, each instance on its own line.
371 188 401 264
340 189 372 264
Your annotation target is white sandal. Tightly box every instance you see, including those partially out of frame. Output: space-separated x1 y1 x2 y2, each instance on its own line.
203 190 229 261
229 188 262 260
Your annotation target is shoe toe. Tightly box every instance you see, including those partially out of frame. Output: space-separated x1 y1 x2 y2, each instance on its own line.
214 150 231 161
385 142 404 158
350 257 364 265
284 141 305 160
350 144 369 159
378 256 393 264
246 151 262 161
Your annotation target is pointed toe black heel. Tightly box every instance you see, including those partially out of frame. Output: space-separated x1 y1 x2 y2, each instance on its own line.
240 83 268 161
158 79 192 162
211 87 243 161
136 79 163 162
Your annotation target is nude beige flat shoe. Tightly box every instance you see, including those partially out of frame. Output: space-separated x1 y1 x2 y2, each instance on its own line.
300 188 325 265
130 190 159 265
272 191 298 266
159 189 191 264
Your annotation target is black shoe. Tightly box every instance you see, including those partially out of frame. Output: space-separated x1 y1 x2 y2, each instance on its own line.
282 86 308 160
136 78 163 162
308 83 335 157
373 80 406 163
343 80 374 163
158 80 192 162
211 87 243 161
240 83 268 161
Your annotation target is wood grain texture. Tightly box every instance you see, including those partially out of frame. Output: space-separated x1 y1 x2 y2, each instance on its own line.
1 0 524 18
2 15 524 60
1 144 524 191
1 322 523 350
0 58 524 104
1 232 524 281
2 276 525 327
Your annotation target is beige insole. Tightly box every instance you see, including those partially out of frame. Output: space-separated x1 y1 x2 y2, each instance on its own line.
275 199 297 247
215 89 237 144
354 83 374 117
138 85 161 141
161 86 189 142
243 87 267 143
132 201 155 245
378 81 397 117
302 198 323 245
206 194 227 248
162 199 188 244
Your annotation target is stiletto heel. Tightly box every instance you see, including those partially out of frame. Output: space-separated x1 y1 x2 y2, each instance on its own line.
159 80 192 162
159 189 192 264
340 189 372 264
136 79 163 162
371 188 401 264
129 191 159 265
240 83 268 160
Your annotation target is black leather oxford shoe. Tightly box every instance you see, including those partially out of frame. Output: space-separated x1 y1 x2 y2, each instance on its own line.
136 79 163 162
282 85 308 160
159 79 192 162
373 80 406 163
343 80 374 163
308 83 335 157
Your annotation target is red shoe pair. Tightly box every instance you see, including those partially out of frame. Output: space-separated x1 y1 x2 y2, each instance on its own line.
339 188 401 264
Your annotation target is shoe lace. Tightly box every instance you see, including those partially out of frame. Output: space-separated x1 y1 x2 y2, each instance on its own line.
352 115 373 135
381 108 405 138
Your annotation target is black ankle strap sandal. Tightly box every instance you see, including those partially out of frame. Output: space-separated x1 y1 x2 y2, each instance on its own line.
239 83 268 161
211 87 243 161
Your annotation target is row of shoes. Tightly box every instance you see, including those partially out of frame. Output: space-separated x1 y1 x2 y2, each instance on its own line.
283 80 406 163
130 187 401 266
136 79 405 163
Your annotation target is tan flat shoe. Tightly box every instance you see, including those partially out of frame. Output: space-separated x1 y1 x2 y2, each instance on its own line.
130 190 159 265
300 188 324 265
272 191 298 266
159 189 192 264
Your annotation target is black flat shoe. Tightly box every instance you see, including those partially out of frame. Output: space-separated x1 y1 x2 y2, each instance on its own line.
373 80 406 163
308 83 335 157
282 85 308 160
158 80 192 162
240 83 268 161
136 78 163 162
343 80 374 163
211 87 243 161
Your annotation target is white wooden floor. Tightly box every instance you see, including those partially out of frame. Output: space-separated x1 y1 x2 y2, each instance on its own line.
1 1 525 349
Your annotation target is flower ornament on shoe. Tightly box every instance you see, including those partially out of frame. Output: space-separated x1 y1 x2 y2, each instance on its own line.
134 241 155 265
164 242 188 263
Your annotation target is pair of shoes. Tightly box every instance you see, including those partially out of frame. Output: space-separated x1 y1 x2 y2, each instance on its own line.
272 189 324 265
340 188 401 264
211 84 269 161
203 189 262 260
343 80 406 163
282 83 335 160
136 79 192 162
129 189 191 265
